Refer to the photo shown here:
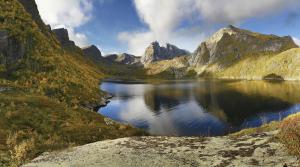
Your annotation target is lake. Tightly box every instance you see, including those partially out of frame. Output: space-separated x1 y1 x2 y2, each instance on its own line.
99 79 300 136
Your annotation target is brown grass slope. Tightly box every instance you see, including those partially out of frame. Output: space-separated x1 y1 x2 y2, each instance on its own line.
0 0 145 166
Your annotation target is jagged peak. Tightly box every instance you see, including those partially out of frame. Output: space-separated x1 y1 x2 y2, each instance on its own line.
206 25 240 45
82 45 98 50
150 41 160 46
205 25 281 45
147 41 181 50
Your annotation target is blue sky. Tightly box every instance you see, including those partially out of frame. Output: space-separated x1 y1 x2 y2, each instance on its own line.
36 0 300 55
77 0 144 54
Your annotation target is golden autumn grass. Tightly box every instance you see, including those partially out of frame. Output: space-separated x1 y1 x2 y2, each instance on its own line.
231 113 300 160
205 48 300 80
0 90 146 166
0 0 146 166
278 113 300 158
1 0 300 166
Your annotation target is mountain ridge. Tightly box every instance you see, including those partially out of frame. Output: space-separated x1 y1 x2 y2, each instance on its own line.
104 53 141 66
141 41 190 65
190 25 297 67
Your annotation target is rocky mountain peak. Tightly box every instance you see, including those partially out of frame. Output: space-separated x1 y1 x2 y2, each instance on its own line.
190 26 298 67
82 45 103 62
141 42 189 65
104 53 141 66
205 25 241 45
52 28 76 48
151 41 160 47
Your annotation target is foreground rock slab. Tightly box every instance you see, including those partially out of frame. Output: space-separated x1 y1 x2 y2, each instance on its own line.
24 131 298 167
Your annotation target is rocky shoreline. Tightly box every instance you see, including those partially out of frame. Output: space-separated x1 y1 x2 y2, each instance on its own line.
23 131 299 167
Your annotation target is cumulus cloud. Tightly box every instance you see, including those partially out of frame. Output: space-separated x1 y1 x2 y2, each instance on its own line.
119 0 300 55
118 0 198 55
293 37 300 46
36 0 93 47
68 28 89 47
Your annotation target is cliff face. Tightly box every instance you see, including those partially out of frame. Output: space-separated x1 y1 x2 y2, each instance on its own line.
105 53 141 66
141 42 189 65
190 25 298 68
82 45 103 62
0 30 25 71
52 28 77 48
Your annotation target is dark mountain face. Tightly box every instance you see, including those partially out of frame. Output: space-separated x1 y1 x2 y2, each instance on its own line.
52 28 77 48
141 41 190 65
82 45 103 62
0 30 25 71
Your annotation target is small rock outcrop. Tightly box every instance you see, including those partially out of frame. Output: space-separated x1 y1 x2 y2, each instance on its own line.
0 30 25 67
190 25 298 67
104 53 141 66
141 42 189 65
263 73 284 81
52 28 76 48
82 45 103 62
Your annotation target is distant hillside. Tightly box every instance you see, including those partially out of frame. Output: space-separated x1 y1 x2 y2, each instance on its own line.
144 56 196 79
105 53 142 66
213 48 300 80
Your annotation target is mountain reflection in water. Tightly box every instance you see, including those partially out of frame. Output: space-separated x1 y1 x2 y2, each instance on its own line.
99 80 300 136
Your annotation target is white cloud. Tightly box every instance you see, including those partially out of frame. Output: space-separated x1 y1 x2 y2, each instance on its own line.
119 0 300 55
68 28 89 47
36 0 94 47
118 0 197 56
293 37 300 46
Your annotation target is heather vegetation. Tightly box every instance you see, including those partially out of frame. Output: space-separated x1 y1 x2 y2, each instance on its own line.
0 0 145 166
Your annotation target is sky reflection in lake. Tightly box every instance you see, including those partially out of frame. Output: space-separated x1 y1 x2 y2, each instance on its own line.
99 80 300 136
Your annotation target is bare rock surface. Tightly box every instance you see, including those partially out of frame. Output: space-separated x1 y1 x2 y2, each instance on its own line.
142 42 190 65
23 131 298 167
104 53 142 66
52 28 76 48
83 45 103 60
0 30 25 66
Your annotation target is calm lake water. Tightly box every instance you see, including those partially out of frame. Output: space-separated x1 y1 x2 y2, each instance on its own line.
99 79 300 136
